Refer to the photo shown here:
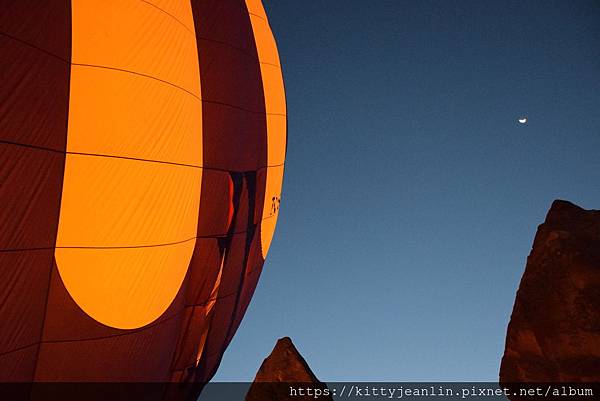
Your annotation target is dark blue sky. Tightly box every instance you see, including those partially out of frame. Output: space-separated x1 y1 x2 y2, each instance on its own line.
214 0 600 381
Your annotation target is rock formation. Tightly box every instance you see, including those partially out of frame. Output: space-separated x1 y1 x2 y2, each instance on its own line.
500 200 600 383
245 337 333 401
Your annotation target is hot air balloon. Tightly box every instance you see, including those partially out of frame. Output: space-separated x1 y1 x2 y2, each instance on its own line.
0 0 286 397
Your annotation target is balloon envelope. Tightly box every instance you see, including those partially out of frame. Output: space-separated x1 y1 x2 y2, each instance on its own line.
0 0 286 393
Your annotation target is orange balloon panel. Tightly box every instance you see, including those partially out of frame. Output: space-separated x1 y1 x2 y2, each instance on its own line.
56 0 204 330
247 3 287 257
0 0 286 393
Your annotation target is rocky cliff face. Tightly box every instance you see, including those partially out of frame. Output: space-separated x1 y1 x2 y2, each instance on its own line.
245 337 333 401
500 200 600 383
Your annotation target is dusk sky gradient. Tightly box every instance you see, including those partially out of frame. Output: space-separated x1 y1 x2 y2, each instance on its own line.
213 0 600 382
